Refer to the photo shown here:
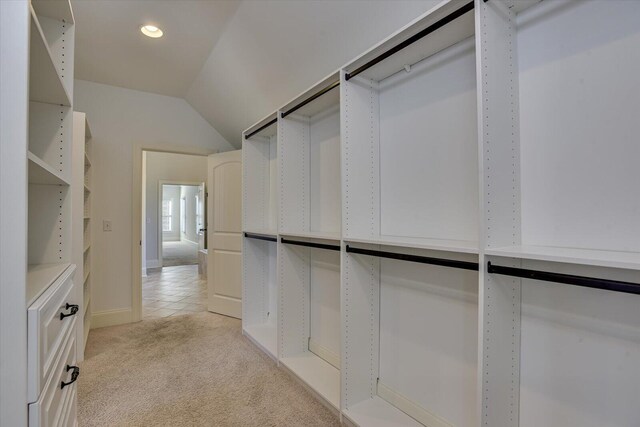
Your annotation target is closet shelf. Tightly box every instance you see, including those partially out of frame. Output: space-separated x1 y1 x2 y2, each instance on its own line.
31 0 74 23
280 353 340 410
84 153 91 167
243 323 277 359
243 229 278 239
27 262 71 306
343 396 424 427
280 72 340 118
279 231 341 245
84 184 91 193
28 151 70 185
485 245 640 271
344 0 474 82
345 235 478 255
83 269 89 283
244 115 277 139
29 8 71 106
83 242 90 253
85 120 92 140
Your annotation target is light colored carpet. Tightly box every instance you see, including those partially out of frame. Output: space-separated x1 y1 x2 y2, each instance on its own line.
162 240 198 266
78 312 340 427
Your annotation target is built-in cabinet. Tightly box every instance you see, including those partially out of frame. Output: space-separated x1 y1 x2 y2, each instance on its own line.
72 111 92 358
242 1 640 426
1 0 79 425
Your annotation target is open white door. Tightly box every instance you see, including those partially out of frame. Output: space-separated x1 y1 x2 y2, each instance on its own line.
207 150 242 318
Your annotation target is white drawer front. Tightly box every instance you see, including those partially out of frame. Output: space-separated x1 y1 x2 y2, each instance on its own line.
61 385 77 427
28 265 77 403
29 320 78 427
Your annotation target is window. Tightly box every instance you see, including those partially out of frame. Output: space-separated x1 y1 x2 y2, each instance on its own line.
195 194 202 233
180 197 186 234
162 200 172 232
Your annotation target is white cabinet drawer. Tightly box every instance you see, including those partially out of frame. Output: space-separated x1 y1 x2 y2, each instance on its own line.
28 264 77 403
29 319 78 427
60 385 77 427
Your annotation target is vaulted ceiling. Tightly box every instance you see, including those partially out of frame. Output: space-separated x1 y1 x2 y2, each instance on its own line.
73 0 440 148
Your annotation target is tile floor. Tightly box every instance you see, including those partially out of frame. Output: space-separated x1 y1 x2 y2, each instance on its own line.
142 265 207 319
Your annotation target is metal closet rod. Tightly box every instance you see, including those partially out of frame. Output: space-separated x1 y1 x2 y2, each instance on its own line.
346 245 479 271
244 118 278 140
244 232 277 242
345 0 487 81
280 237 340 252
487 262 640 295
280 81 340 118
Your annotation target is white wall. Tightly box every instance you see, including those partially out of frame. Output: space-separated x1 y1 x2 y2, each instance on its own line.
73 79 232 318
180 185 200 244
145 151 207 266
186 0 442 147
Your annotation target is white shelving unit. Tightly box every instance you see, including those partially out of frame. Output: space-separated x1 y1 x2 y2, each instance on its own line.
27 0 75 302
2 1 78 424
279 73 341 238
84 118 92 352
342 4 478 253
242 114 279 359
72 111 92 357
278 75 343 412
479 1 640 427
340 2 481 425
241 1 640 426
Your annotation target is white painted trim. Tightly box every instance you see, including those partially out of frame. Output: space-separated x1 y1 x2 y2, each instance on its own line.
377 381 453 427
309 338 341 369
0 2 30 423
181 238 198 246
132 144 215 323
146 259 160 269
91 308 133 329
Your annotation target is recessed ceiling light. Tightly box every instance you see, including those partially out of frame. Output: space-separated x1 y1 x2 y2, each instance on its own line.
141 25 163 38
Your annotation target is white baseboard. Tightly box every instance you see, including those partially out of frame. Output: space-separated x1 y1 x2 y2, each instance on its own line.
377 381 453 427
92 308 133 329
147 259 160 268
181 237 198 246
309 338 340 369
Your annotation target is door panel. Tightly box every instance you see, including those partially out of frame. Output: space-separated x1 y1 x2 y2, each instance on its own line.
208 150 242 318
212 250 242 299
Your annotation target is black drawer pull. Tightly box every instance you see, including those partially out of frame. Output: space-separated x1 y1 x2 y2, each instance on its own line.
59 303 79 320
60 365 79 389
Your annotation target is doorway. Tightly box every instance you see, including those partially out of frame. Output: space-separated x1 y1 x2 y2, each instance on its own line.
140 151 208 319
159 183 203 267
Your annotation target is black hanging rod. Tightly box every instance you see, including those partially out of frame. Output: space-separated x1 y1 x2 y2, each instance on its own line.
281 81 340 118
281 237 340 252
346 245 479 271
245 118 278 140
244 232 277 242
487 262 640 296
345 0 478 81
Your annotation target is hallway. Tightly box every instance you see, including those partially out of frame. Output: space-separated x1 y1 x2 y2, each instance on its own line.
142 265 207 319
